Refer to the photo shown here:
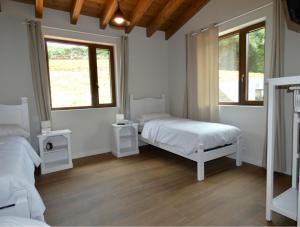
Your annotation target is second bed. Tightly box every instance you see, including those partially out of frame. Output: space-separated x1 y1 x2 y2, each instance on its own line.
130 95 242 181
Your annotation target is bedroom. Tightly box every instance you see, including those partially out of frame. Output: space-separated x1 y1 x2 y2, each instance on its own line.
0 0 300 226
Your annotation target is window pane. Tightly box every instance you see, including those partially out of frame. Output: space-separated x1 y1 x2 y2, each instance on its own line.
96 48 113 104
219 34 239 103
246 28 265 101
47 41 91 108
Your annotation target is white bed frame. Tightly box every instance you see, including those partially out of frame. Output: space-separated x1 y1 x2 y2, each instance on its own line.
0 97 30 134
130 94 242 181
0 97 32 219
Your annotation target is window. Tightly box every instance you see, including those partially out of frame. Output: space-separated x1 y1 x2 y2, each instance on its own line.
45 39 116 110
219 22 265 105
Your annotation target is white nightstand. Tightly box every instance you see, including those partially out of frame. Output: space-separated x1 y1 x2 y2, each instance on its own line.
38 129 73 174
112 123 139 158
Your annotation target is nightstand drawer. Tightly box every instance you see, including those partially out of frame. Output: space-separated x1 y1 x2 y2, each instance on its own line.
43 149 69 163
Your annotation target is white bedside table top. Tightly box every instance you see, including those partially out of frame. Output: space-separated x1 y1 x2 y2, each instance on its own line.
112 123 138 128
37 129 72 138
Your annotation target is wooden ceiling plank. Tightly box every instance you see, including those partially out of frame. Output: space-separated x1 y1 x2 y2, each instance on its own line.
146 0 184 37
100 0 118 29
71 0 85 24
165 0 210 40
35 0 43 18
126 0 154 33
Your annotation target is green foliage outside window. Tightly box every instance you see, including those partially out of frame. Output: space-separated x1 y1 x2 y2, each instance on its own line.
247 29 265 73
47 44 109 60
219 28 265 73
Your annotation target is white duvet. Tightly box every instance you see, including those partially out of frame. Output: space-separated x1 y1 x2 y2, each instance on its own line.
0 136 45 220
141 118 241 155
0 216 49 227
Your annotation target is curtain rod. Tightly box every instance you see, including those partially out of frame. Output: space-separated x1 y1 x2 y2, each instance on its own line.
23 21 122 39
191 2 273 36
42 25 122 39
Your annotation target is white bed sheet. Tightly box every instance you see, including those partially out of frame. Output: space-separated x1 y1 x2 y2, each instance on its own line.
141 118 241 155
0 136 45 220
0 216 49 227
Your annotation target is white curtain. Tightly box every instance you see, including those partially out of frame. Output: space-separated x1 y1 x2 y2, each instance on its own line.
184 26 219 122
120 36 129 118
263 0 286 172
27 20 51 121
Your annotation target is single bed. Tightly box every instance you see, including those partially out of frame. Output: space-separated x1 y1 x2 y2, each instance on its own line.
130 94 242 181
0 216 49 227
0 98 45 221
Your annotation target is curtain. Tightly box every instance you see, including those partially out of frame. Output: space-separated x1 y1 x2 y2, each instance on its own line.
183 34 189 118
184 26 219 122
119 36 129 118
263 0 286 172
27 20 51 121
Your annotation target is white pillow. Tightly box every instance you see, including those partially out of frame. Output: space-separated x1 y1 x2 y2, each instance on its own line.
138 113 171 125
0 124 30 138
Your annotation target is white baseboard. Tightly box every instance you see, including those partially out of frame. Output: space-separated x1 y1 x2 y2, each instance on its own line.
227 154 262 167
228 155 291 175
242 156 263 167
72 147 292 176
72 148 111 159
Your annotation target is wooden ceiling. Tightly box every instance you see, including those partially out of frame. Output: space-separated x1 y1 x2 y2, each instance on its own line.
12 0 210 39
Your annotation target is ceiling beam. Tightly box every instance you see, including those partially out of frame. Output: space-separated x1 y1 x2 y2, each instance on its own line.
35 0 43 18
165 0 210 40
70 0 84 24
146 0 184 38
100 0 118 29
126 0 154 33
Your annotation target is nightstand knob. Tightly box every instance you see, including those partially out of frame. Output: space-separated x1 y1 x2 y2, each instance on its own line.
45 142 53 151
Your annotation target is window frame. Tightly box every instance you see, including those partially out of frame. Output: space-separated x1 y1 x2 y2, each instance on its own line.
45 38 117 110
219 21 266 106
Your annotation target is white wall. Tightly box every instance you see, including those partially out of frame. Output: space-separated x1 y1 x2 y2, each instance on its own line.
168 0 274 168
0 2 40 144
1 0 300 169
0 0 168 158
168 0 300 173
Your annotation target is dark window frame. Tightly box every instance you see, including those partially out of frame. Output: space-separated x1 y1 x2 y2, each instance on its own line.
45 38 117 110
219 21 266 106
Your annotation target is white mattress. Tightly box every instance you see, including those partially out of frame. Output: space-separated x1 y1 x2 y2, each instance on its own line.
141 118 241 155
0 216 49 227
0 136 45 220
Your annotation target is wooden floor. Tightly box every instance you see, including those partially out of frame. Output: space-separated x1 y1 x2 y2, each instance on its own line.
36 146 296 226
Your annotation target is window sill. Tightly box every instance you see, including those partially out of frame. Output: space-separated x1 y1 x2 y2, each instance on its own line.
219 104 265 108
51 106 118 112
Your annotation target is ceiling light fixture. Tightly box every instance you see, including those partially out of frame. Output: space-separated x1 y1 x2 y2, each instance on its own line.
110 0 130 28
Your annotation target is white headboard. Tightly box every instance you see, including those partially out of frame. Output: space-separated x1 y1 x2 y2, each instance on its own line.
0 97 30 134
129 94 166 122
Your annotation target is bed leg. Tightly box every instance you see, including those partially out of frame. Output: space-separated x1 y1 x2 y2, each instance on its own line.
236 139 242 166
266 207 272 221
197 161 204 181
